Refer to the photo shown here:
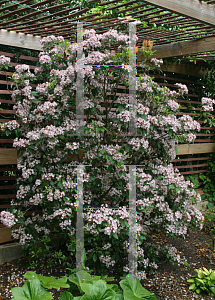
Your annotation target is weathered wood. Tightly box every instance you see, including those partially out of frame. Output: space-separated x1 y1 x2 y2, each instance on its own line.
142 0 215 26
148 36 215 59
173 163 209 169
0 148 17 165
176 143 215 155
0 194 16 199
150 61 207 77
0 29 42 51
0 227 12 244
180 169 208 175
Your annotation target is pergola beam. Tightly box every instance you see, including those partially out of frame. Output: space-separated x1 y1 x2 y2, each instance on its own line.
0 29 42 51
143 0 215 26
137 36 215 60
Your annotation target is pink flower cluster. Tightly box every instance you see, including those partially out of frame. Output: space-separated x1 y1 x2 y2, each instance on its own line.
202 97 215 111
175 83 188 95
0 120 20 131
40 35 64 45
150 58 163 67
0 211 17 228
0 55 10 65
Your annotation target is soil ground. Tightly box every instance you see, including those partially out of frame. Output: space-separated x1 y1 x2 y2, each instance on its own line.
1 228 215 300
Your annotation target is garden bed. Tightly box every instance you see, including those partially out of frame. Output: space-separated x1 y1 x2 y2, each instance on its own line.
0 227 215 300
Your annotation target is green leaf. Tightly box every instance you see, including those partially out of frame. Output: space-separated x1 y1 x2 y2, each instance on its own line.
210 272 215 281
68 270 92 288
187 279 195 283
115 291 124 300
112 232 118 239
11 279 53 300
189 283 197 291
80 280 116 300
24 271 69 289
57 181 63 189
119 276 157 300
93 253 97 262
59 291 74 300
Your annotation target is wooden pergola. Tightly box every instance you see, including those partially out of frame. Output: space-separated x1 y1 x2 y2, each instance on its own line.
0 0 215 58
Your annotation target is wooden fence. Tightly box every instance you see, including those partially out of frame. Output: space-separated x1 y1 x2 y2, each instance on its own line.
0 50 214 244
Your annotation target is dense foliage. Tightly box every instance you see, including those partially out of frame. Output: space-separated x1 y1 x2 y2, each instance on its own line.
0 29 205 279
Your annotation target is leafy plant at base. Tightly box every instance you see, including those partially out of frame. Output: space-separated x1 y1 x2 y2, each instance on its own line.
11 269 157 300
187 267 215 296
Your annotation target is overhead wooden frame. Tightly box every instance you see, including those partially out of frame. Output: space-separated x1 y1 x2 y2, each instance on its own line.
143 0 215 26
0 0 215 60
137 35 215 60
0 29 42 50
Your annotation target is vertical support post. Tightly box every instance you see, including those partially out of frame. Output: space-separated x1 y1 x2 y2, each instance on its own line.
76 22 84 136
128 165 137 277
129 22 137 136
76 165 84 273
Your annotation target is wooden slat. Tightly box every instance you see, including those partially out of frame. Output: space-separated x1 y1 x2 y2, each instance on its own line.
0 109 15 114
0 176 18 180
146 36 215 59
172 157 210 162
0 149 17 165
0 139 14 143
0 194 16 199
0 167 17 172
0 29 42 51
142 0 215 26
176 143 215 155
173 163 209 169
0 186 16 190
180 169 208 175
0 0 32 14
159 62 207 77
0 99 15 104
194 139 214 142
0 205 12 209
0 227 12 244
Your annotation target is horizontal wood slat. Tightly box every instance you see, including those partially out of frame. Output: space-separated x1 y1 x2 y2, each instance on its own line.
0 149 17 165
0 227 12 244
0 194 16 199
176 143 215 155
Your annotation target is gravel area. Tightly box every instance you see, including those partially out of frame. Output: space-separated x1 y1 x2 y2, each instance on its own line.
0 228 215 299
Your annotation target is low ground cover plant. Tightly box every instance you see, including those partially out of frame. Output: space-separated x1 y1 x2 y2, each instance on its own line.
0 27 212 279
11 251 157 300
187 267 215 297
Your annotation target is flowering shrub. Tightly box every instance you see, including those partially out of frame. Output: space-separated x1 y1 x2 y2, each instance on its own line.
0 29 205 279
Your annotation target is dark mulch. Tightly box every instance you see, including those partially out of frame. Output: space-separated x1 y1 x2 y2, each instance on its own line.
1 228 215 300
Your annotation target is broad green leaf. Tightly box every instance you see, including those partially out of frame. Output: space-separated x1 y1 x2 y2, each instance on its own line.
24 271 69 289
119 276 157 300
210 272 215 281
69 270 92 288
12 279 53 300
189 283 197 291
197 270 204 278
187 279 195 283
59 291 74 300
210 287 215 293
196 278 205 285
80 281 116 300
115 290 124 300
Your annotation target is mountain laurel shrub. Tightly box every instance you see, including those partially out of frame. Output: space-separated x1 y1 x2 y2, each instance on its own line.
0 29 204 279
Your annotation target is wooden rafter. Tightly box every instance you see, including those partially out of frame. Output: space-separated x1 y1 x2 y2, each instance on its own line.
0 29 41 51
143 0 215 26
137 35 215 59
